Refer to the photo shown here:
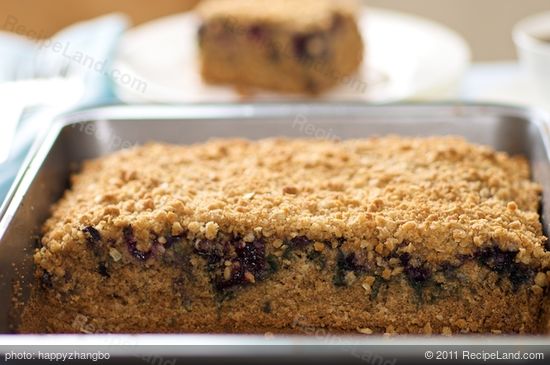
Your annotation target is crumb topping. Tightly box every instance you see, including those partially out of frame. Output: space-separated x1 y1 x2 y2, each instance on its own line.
198 0 359 31
35 137 549 276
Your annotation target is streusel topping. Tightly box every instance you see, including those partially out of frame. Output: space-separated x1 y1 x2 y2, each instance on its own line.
36 137 549 273
198 0 359 31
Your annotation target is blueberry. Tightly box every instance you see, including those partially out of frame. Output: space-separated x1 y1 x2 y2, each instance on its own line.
215 260 244 291
399 253 411 266
293 33 328 60
123 226 135 243
194 239 224 266
399 253 431 283
236 238 265 278
194 239 218 255
123 226 151 261
439 261 456 274
266 254 279 274
39 271 53 289
293 35 309 59
404 265 432 283
193 235 270 291
165 234 183 249
343 252 358 271
457 254 471 263
33 236 41 249
289 236 312 248
395 245 532 293
509 265 533 290
476 245 533 290
82 226 101 246
331 14 344 32
370 277 384 300
334 250 361 287
306 250 326 270
248 25 265 42
129 245 151 261
477 246 515 273
211 237 267 290
98 262 110 278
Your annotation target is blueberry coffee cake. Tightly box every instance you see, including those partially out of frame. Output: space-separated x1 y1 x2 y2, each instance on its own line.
21 137 550 334
197 0 364 94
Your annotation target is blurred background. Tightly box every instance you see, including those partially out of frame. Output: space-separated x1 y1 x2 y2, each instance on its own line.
2 0 550 202
1 0 550 61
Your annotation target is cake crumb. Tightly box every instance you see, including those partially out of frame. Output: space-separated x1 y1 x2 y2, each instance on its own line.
283 186 298 195
172 222 184 236
345 271 357 285
534 272 547 287
313 242 325 252
109 248 122 262
205 222 219 240
244 271 256 283
357 327 373 335
272 239 283 249
243 232 255 242
187 221 201 234
423 322 433 335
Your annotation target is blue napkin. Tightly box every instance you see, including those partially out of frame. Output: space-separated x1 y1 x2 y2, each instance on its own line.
0 14 129 207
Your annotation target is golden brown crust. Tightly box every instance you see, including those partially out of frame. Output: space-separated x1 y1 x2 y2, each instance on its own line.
23 137 550 334
36 137 548 272
198 0 360 32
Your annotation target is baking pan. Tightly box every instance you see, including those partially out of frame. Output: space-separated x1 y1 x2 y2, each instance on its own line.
1 103 550 364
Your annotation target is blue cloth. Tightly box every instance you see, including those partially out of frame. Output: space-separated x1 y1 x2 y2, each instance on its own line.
0 14 129 206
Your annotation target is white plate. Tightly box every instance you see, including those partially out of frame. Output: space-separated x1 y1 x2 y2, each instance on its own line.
114 7 470 103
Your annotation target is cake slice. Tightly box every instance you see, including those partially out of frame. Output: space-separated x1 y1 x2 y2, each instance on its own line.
21 137 550 334
197 0 365 94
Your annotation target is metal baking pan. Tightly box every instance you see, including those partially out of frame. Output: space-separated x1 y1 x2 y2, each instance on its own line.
1 103 550 364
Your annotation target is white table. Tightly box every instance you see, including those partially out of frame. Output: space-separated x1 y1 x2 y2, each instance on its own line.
460 62 549 111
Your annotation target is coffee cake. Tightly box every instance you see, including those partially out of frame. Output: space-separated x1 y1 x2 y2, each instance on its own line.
21 137 550 334
197 0 364 94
